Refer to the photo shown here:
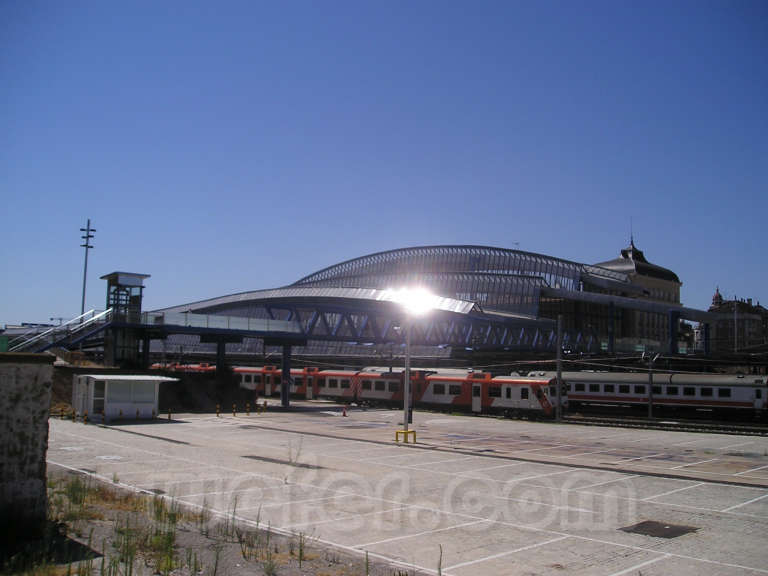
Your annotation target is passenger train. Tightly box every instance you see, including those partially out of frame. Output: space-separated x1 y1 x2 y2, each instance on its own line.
151 363 767 419
549 371 767 417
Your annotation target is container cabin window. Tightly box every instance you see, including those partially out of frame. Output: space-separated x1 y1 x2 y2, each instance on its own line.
93 381 105 413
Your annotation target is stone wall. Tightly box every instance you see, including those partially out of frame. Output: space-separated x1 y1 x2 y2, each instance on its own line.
0 353 55 545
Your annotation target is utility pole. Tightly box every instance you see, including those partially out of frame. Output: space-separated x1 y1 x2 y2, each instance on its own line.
80 219 96 317
556 315 563 421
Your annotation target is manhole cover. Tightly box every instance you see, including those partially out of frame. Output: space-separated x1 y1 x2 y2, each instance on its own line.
620 520 697 538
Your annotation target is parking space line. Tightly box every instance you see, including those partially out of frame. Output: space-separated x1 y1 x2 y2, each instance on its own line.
670 459 718 470
410 456 477 467
721 493 768 513
494 494 596 514
453 461 527 474
606 554 670 576
606 452 666 464
443 535 569 571
642 482 704 501
240 494 343 511
563 448 618 458
717 440 755 451
282 505 407 530
354 519 490 548
579 475 639 489
514 444 576 453
736 464 768 476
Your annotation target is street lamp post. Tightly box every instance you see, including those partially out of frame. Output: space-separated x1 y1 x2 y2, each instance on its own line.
404 318 412 432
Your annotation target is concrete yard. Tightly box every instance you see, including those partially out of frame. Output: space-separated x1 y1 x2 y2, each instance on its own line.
48 404 768 575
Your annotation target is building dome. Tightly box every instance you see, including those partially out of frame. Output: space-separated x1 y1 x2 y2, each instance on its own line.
595 240 680 284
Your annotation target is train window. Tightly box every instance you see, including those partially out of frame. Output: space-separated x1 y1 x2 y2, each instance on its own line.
666 386 678 395
505 387 511 399
375 381 386 391
489 387 501 398
566 383 572 392
328 379 338 388
756 390 763 399
717 388 731 398
652 386 662 395
472 386 481 397
634 385 646 394
589 384 599 392
388 382 400 392
362 380 372 390
604 384 615 393
700 387 713 397
449 385 462 395
575 383 585 392
254 375 261 384
317 378 326 388
550 386 556 396
295 377 303 386
244 374 252 383
619 385 630 394
433 383 446 395
521 387 529 400
340 380 350 389
683 387 695 396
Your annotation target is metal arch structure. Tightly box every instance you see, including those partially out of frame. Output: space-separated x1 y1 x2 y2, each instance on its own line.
293 245 636 317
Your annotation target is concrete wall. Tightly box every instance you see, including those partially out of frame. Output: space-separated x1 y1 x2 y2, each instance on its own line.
0 353 54 544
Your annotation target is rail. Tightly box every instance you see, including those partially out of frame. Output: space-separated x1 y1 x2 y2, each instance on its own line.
563 414 768 436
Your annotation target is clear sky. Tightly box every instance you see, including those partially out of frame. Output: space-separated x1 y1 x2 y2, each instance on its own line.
2 0 766 326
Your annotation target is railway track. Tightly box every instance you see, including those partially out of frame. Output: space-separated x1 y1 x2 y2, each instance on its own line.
563 414 768 436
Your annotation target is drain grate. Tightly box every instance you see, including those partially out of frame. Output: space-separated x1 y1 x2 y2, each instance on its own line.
621 520 698 539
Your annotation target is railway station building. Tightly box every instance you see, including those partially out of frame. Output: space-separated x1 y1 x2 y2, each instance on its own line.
155 242 711 360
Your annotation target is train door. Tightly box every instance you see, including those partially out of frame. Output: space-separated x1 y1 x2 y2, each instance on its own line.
306 377 313 400
472 382 482 413
754 388 763 410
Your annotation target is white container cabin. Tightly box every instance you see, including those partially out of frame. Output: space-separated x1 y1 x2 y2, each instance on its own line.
73 374 177 421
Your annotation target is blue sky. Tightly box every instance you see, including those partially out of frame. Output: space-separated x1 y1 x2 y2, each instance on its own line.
2 0 766 325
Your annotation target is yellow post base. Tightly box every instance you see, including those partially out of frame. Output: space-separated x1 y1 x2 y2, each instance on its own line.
395 430 416 444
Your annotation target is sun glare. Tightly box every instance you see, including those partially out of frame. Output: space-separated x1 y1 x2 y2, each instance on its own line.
386 287 437 316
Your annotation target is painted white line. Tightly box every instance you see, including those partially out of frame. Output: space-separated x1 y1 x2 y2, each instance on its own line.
718 440 755 451
735 464 768 476
443 535 569 571
514 468 578 482
282 506 407 530
579 475 639 489
721 493 768 513
607 452 666 465
606 554 670 576
670 459 719 470
453 461 527 474
564 448 618 459
355 519 489 548
135 474 255 490
670 438 706 447
410 456 477 467
642 482 704 501
182 485 285 499
495 494 596 514
239 494 343 511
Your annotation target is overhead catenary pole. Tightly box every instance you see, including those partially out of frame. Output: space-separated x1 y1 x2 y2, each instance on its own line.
403 318 412 432
556 315 563 421
80 219 96 317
